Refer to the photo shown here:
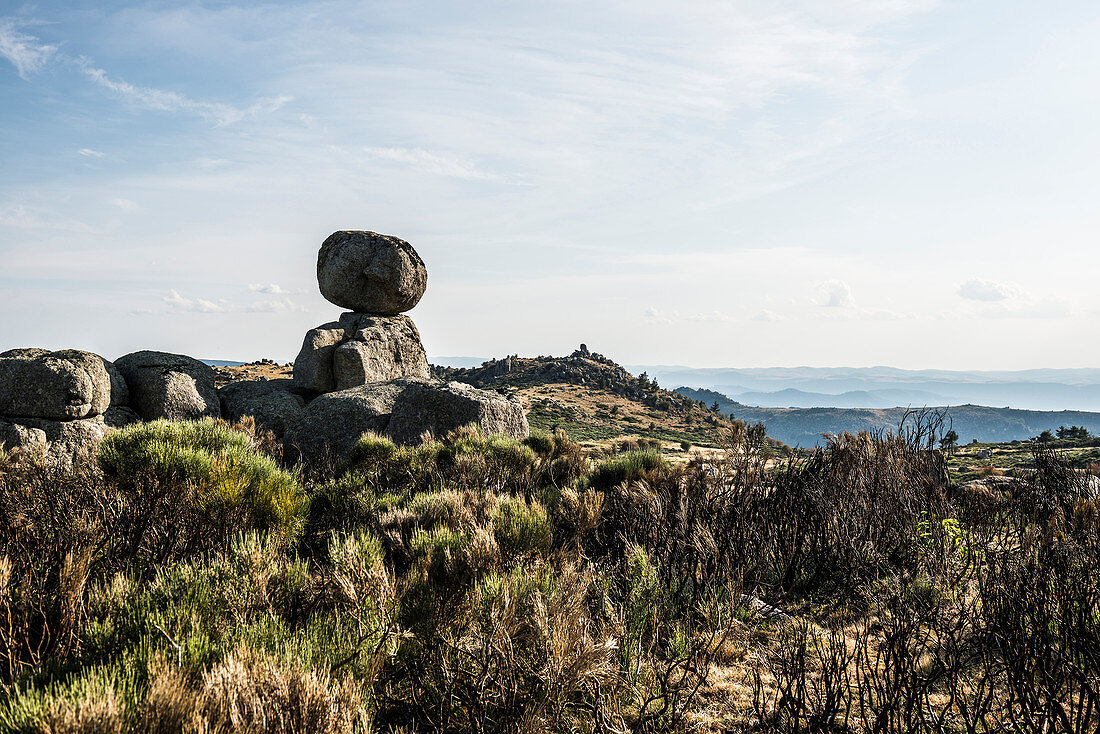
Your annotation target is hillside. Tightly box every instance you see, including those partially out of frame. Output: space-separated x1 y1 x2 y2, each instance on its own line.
677 386 1100 447
432 346 766 450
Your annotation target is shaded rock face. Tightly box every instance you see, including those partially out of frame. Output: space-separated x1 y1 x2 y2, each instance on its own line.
292 321 347 393
219 379 307 438
114 351 221 421
282 379 418 464
387 380 529 445
14 414 119 469
282 378 528 464
317 231 427 315
0 348 125 420
293 313 429 393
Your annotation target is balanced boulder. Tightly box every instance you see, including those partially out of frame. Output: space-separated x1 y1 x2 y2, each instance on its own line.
317 231 427 315
115 350 220 421
219 379 307 437
0 348 125 420
386 381 529 445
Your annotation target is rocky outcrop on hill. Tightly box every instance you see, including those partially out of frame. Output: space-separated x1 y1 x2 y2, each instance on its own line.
283 377 528 463
115 351 221 421
281 230 526 460
218 379 306 438
0 348 126 420
387 380 527 446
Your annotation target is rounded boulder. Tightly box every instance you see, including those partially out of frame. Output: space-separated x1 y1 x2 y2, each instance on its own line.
114 350 221 421
317 231 427 315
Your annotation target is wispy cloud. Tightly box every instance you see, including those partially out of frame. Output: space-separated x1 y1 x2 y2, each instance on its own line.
164 289 306 314
248 283 302 295
360 147 506 182
0 18 57 79
77 57 292 126
77 148 104 158
110 198 138 211
164 290 229 313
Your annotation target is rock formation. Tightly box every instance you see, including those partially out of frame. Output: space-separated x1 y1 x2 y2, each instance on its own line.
1 229 526 466
0 348 136 464
283 229 527 460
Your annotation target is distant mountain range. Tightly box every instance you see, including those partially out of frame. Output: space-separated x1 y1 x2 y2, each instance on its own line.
629 365 1100 412
676 386 1100 447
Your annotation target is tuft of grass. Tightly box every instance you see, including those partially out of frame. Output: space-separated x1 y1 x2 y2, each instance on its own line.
586 449 668 491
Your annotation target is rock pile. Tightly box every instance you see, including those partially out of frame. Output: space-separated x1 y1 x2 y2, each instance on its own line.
0 230 528 466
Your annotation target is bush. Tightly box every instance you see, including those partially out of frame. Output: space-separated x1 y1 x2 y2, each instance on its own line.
98 420 308 543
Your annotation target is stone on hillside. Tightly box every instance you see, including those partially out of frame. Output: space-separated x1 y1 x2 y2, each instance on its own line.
386 380 528 445
282 379 418 464
317 231 427 315
0 419 47 456
114 350 220 421
0 348 125 421
219 379 307 438
333 314 429 389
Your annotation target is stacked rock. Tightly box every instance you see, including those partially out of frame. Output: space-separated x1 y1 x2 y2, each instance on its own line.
280 230 528 461
293 232 431 393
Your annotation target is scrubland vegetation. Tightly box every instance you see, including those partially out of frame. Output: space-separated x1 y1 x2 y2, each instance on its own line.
1 414 1098 732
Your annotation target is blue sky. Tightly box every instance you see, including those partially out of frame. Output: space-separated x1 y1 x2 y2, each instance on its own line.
2 0 1099 369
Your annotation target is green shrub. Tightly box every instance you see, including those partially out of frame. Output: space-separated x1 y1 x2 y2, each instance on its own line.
98 419 308 541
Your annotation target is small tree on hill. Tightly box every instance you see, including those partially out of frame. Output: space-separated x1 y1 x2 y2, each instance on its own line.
940 429 959 454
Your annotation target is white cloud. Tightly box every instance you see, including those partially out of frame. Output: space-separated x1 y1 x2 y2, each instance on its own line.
163 290 228 313
644 306 673 325
816 280 856 308
248 283 302 295
754 309 785 322
0 18 57 79
956 278 1028 302
78 148 105 158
